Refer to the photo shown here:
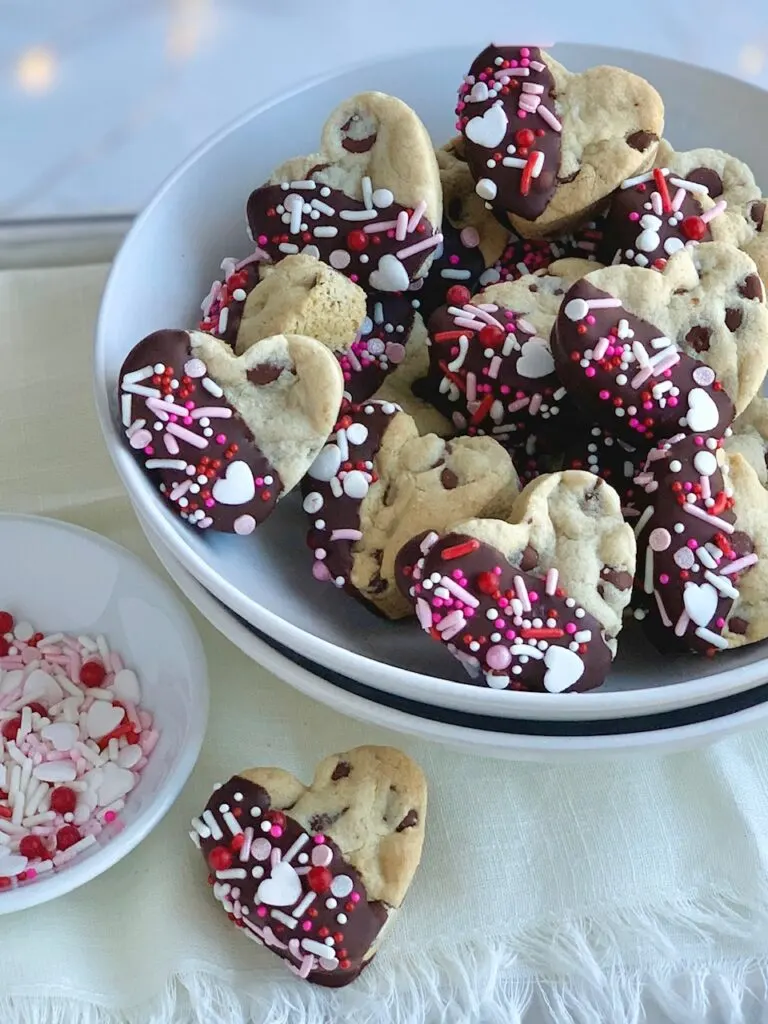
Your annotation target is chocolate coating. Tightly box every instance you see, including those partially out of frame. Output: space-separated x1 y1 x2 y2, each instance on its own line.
562 424 646 520
415 215 486 318
340 293 416 404
195 776 387 987
199 263 261 346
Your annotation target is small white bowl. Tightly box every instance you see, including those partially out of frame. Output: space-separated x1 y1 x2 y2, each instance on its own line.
0 514 208 913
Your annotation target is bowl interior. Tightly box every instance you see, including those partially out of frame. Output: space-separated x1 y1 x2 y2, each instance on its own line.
0 515 208 911
95 43 768 703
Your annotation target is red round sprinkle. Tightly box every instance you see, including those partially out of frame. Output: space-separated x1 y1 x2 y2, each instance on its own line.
479 324 505 348
307 866 333 893
26 702 46 716
515 128 535 148
318 926 330 938
0 612 14 634
80 660 106 687
340 958 352 970
476 571 498 596
56 825 81 851
1 718 20 741
207 846 233 872
231 833 245 851
267 810 286 828
446 285 472 306
19 835 47 860
347 229 368 251
0 638 9 657
50 786 77 815
681 216 707 241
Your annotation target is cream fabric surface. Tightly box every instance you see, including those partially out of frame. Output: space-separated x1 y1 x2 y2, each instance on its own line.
3 266 768 1024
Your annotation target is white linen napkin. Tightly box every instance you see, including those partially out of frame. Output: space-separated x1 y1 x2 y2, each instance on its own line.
2 265 768 1024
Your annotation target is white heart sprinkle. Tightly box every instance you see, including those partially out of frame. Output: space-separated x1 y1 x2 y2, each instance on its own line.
86 702 124 740
683 581 719 627
33 760 77 783
0 669 23 696
516 338 555 379
542 646 585 693
369 253 410 292
636 214 662 252
686 387 719 433
22 669 63 705
308 444 342 482
468 81 490 103
111 669 141 704
0 853 28 877
117 744 142 769
256 860 302 907
465 103 508 148
95 762 136 806
41 722 79 752
211 461 256 506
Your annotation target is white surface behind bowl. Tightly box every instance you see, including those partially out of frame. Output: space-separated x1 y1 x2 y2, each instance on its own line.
94 43 768 722
0 514 208 913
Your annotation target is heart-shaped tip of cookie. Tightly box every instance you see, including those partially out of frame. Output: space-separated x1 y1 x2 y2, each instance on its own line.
246 92 443 292
118 328 343 533
190 745 427 987
456 44 664 238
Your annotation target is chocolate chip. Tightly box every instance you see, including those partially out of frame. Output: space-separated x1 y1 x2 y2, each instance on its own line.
247 363 282 385
730 530 754 556
739 274 763 301
331 761 351 781
729 616 749 635
685 326 711 353
626 130 658 151
528 283 539 292
553 287 564 296
340 118 377 153
441 468 459 489
306 162 330 178
725 308 743 332
750 200 766 231
382 484 396 506
687 167 724 199
309 808 347 832
395 809 418 832
600 567 633 591
520 545 538 571
367 574 388 595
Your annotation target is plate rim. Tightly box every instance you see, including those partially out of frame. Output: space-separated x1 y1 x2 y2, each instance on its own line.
93 41 768 722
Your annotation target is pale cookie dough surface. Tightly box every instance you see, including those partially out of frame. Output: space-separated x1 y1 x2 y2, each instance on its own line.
234 255 365 356
457 471 636 651
241 745 427 908
721 452 768 647
727 395 768 486
190 330 344 492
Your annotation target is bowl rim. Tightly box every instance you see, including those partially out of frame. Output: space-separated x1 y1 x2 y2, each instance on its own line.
93 41 768 721
0 512 209 913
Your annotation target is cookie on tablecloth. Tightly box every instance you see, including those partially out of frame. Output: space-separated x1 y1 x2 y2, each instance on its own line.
190 745 426 987
246 92 442 292
552 243 768 447
118 329 343 533
456 44 663 238
396 471 636 691
301 401 519 618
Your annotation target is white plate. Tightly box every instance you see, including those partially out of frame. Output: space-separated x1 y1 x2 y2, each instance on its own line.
144 519 768 761
0 514 208 912
95 42 768 722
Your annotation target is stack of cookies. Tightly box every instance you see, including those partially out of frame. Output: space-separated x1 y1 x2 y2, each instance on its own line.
118 44 768 698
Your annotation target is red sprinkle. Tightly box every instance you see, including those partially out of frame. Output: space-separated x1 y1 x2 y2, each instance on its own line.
19 835 47 860
478 324 505 348
681 215 707 241
1 718 20 741
445 285 472 306
470 393 495 425
433 330 469 343
56 825 81 851
208 846 233 872
346 229 368 251
476 571 499 596
653 168 672 213
79 660 106 687
0 611 13 634
441 539 481 561
50 786 77 815
307 866 333 893
520 628 566 640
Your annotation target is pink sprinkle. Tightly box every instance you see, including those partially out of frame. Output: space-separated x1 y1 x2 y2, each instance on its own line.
257 906 267 918
104 810 117 824
452 570 462 579
520 47 530 56
313 835 325 844
687 539 698 549
695 436 704 446
302 920 312 931
683 482 692 492
216 433 226 444
495 619 505 629
205 499 215 508
25 869 37 880
629 212 640 221
668 397 678 407
586 315 596 325
565 623 577 634
350 892 361 903
449 254 460 265
585 367 596 378
271 825 283 838
716 617 726 628
499 598 508 608
659 574 669 584
599 390 610 400
529 592 539 602
643 402 653 410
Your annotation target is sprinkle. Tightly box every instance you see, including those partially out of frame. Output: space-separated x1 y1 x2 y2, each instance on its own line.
682 504 735 534
513 576 531 613
669 176 709 195
700 200 728 225
439 576 480 608
202 377 224 398
704 571 739 599
202 809 223 840
440 539 480 562
674 611 690 637
545 568 559 596
537 105 562 131
720 553 758 576
634 505 654 537
695 627 729 650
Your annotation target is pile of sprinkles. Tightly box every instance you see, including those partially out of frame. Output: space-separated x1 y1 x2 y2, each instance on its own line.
0 612 157 886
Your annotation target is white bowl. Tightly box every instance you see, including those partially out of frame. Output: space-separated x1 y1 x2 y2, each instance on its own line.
143 518 768 761
0 514 208 913
94 42 768 722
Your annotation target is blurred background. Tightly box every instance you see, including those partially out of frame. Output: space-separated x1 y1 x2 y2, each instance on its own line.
1 0 767 224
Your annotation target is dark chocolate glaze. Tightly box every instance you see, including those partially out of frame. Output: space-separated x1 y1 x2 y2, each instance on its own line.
399 531 612 692
340 292 416 404
118 330 282 532
194 776 387 988
415 215 487 318
246 179 438 293
599 168 715 269
562 424 647 521
457 45 561 222
482 219 604 286
415 298 571 445
199 263 261 346
632 434 756 655
301 401 398 596
552 279 735 449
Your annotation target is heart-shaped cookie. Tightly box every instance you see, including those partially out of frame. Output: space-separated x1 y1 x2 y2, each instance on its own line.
397 471 636 689
118 328 343 532
301 401 519 618
456 44 664 238
552 243 768 448
414 259 595 445
632 433 767 653
246 92 443 292
190 745 427 987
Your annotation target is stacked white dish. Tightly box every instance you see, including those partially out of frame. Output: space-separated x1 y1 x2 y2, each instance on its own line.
94 43 768 759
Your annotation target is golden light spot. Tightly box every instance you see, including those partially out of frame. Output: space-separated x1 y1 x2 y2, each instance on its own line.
739 44 766 77
15 46 57 95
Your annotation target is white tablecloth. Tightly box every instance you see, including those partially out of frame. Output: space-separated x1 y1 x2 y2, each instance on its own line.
4 265 768 1024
